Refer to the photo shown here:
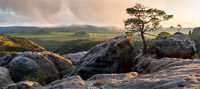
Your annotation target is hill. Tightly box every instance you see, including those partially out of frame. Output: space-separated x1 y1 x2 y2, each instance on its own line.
0 36 45 57
46 24 124 34
72 31 90 37
1 25 124 34
0 26 40 33
37 29 51 35
54 39 106 55
26 29 51 35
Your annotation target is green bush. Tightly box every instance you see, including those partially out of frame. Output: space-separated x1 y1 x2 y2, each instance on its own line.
155 32 170 40
24 69 47 85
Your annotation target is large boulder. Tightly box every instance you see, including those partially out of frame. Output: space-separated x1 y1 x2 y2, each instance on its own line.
0 67 13 87
148 32 197 59
64 35 135 79
0 51 73 85
190 27 200 37
62 51 87 66
135 54 186 73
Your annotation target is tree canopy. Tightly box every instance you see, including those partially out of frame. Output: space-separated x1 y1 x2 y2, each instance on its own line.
124 3 173 54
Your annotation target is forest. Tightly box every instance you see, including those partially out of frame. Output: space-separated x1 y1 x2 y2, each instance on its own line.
0 36 45 57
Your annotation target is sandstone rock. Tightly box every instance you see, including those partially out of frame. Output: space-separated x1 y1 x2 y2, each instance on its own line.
9 56 41 82
44 75 89 89
148 32 197 59
40 52 73 77
64 35 135 79
0 51 73 85
135 55 185 73
0 53 17 66
0 67 13 87
43 58 200 89
3 81 42 89
190 27 200 37
62 51 87 66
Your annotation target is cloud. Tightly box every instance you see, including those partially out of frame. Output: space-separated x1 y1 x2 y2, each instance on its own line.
0 0 199 27
0 0 62 24
0 0 134 26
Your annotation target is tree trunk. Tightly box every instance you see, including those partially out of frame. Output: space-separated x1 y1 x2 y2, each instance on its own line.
141 31 147 55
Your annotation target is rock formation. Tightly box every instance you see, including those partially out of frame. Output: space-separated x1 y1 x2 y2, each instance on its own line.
0 67 13 87
2 33 200 89
190 27 200 37
62 51 87 66
0 51 73 85
5 60 200 89
4 81 42 89
148 32 197 59
64 35 135 80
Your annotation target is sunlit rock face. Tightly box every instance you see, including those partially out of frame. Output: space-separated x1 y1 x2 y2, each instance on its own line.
148 32 197 59
0 51 73 85
64 35 135 80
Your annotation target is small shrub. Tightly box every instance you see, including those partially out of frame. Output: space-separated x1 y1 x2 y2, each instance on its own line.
24 69 47 85
93 77 104 86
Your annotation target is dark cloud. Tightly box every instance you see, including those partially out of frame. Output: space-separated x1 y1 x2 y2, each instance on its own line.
0 0 62 23
1 0 195 27
0 0 133 26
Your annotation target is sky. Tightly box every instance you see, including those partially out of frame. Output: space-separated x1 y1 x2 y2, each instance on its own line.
0 0 199 27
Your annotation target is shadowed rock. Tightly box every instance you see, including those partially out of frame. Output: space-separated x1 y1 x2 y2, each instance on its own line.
64 35 135 80
148 32 197 59
0 67 13 87
0 51 73 85
62 51 87 66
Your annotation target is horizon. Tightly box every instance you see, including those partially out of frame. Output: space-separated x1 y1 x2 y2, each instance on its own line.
0 0 200 28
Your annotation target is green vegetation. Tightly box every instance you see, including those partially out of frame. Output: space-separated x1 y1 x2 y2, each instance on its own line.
54 39 106 55
0 36 45 57
6 32 117 40
21 29 51 35
125 3 173 54
155 32 170 40
24 69 47 85
72 31 90 37
29 38 66 52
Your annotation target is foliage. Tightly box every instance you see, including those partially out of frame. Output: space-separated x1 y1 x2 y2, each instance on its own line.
54 39 106 55
24 69 47 85
7 32 118 40
22 29 51 35
124 3 173 54
29 38 65 52
0 36 45 57
72 31 90 37
170 26 174 29
132 40 156 54
155 32 170 40
177 24 182 32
